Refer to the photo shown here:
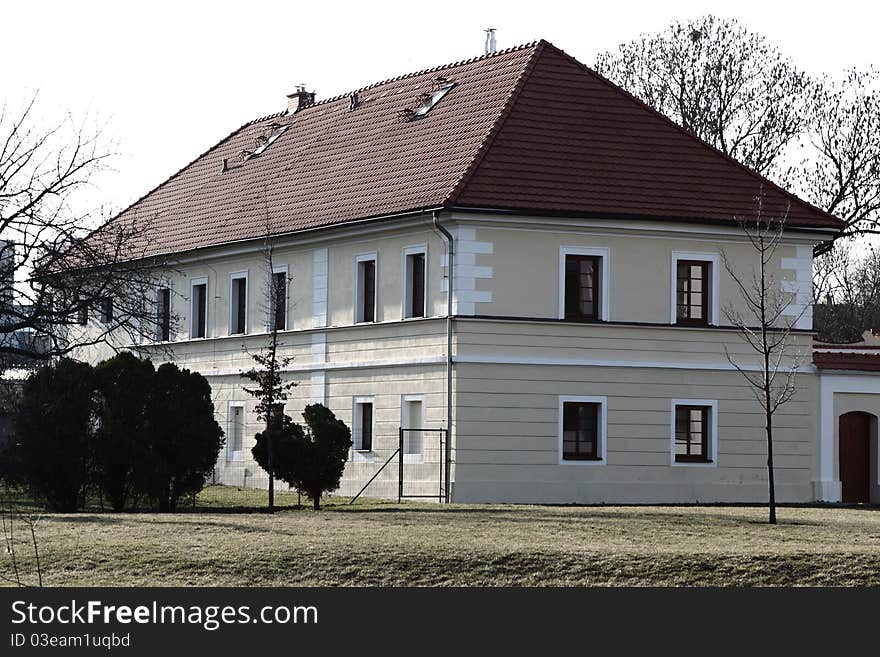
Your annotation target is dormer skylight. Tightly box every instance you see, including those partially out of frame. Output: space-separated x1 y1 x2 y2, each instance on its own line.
410 81 456 120
247 123 289 159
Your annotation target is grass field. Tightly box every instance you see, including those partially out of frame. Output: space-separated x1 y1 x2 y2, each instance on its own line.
3 486 880 586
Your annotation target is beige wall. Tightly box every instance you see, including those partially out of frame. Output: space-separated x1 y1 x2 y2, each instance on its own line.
453 361 818 504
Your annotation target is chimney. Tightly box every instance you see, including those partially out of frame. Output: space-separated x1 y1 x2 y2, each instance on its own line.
286 84 315 113
484 28 497 55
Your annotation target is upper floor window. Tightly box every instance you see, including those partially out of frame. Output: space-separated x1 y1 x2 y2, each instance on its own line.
229 272 248 335
671 252 719 326
676 260 709 326
99 297 113 324
558 395 607 465
270 267 288 332
76 297 88 326
403 246 426 319
671 399 717 466
559 247 609 322
355 254 377 324
156 287 171 341
190 277 208 339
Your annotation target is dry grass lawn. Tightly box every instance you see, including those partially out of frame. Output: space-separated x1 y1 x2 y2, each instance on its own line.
3 488 880 586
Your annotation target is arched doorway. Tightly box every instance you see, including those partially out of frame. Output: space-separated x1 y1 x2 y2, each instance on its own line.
839 412 873 503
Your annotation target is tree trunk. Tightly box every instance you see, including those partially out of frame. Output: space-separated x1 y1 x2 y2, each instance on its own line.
765 399 777 525
313 494 320 511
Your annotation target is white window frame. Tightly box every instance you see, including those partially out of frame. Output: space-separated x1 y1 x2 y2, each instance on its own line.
558 395 607 465
228 270 249 336
189 276 209 339
227 401 246 462
670 251 720 326
558 246 611 321
400 394 426 463
269 264 289 332
670 398 719 467
352 396 376 462
401 244 428 320
154 284 172 342
354 252 378 324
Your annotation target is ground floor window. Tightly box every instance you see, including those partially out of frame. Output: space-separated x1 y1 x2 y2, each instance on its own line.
558 396 606 464
353 397 375 451
227 402 245 461
671 399 717 465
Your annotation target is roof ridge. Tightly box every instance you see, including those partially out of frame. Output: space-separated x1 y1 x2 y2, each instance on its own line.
443 40 548 205
540 42 842 229
242 41 543 122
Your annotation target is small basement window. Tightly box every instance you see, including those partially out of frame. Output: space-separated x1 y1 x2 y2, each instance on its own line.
411 82 455 119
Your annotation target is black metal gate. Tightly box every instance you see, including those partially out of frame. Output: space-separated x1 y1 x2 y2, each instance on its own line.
348 427 447 504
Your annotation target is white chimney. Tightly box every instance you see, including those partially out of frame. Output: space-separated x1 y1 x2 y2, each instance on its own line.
484 28 497 55
286 84 315 113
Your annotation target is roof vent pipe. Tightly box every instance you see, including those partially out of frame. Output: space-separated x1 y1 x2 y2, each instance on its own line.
286 84 315 113
484 28 497 54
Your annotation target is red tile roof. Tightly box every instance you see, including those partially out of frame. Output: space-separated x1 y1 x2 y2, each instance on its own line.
813 351 880 372
111 40 843 258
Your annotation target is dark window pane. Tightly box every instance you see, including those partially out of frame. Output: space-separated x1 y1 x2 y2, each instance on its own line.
360 403 373 451
193 284 206 338
564 255 600 320
272 272 287 331
157 288 171 341
362 260 375 323
675 405 710 462
231 277 246 334
410 253 425 318
562 401 600 460
676 261 709 326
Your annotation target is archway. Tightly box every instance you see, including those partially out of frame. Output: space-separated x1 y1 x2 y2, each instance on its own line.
839 412 873 503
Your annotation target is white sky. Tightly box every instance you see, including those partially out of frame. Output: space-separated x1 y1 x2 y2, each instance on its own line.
2 0 878 216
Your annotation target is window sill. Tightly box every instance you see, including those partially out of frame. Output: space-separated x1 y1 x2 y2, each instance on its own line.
672 459 716 468
559 457 605 466
352 450 375 463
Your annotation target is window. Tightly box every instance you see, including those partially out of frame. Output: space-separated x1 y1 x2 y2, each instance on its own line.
229 272 247 335
671 400 717 466
355 254 377 323
99 297 113 323
76 298 88 326
156 287 171 341
227 402 245 461
270 267 288 331
411 81 455 120
190 278 208 339
670 252 719 326
559 247 609 321
558 396 607 465
564 255 600 320
353 398 374 451
403 246 426 319
676 260 709 326
401 395 424 463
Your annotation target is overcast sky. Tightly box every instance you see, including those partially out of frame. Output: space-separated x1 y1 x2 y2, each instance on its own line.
3 0 877 215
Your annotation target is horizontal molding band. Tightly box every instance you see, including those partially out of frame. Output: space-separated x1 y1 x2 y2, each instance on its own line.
194 355 446 378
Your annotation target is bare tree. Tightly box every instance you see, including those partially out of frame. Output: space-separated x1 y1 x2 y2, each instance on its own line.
241 218 296 513
813 241 880 343
0 95 169 372
721 193 807 525
801 69 880 238
595 15 810 179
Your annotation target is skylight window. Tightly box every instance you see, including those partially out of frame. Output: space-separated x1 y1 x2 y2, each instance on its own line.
411 82 456 119
248 124 289 158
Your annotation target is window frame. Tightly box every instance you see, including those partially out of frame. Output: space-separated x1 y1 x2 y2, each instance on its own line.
401 244 428 320
400 393 426 464
354 252 378 324
558 395 607 465
269 264 289 332
670 399 718 467
155 285 172 342
228 270 249 336
558 246 610 322
189 276 209 339
670 252 719 326
352 396 376 454
227 401 246 462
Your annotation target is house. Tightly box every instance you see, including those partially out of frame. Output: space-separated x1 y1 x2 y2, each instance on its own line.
81 40 877 504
